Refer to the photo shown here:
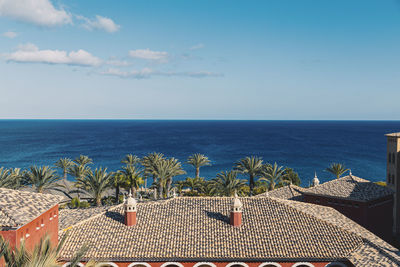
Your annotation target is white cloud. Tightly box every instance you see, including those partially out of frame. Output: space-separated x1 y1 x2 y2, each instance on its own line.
100 68 223 79
79 15 120 33
129 49 168 61
190 43 204 50
5 43 102 66
106 59 131 67
0 0 72 26
3 31 17 38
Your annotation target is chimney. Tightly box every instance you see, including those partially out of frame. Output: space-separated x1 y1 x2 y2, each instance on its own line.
124 191 137 226
230 192 243 227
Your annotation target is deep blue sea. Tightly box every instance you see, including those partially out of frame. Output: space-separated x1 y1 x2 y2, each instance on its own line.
0 120 399 187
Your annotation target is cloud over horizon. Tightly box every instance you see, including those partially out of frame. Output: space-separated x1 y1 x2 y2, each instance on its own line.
100 67 223 79
129 49 168 61
5 43 102 66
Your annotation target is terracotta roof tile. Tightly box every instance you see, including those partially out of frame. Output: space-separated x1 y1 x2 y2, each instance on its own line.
256 185 304 201
59 197 364 262
302 175 393 202
0 187 63 228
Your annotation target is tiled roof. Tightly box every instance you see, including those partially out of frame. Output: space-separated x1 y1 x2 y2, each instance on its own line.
256 185 304 201
59 197 366 262
0 188 63 228
59 206 111 230
272 198 400 266
302 175 394 202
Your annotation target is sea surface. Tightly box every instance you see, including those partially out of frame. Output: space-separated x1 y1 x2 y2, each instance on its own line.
0 120 399 187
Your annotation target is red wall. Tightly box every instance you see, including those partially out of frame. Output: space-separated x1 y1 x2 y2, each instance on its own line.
0 204 59 252
303 194 393 242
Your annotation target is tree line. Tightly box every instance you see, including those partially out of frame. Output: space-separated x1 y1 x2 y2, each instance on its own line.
0 152 351 207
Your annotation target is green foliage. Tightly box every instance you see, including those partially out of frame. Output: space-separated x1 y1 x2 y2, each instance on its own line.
76 167 113 206
259 162 291 191
0 167 23 189
121 154 141 167
0 232 89 267
209 170 247 196
234 156 263 196
187 154 211 178
326 163 349 179
23 166 60 193
54 158 73 179
149 157 186 198
284 168 301 186
73 155 93 167
68 197 91 209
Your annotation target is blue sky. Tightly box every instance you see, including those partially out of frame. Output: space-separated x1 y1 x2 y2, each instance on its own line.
0 0 400 119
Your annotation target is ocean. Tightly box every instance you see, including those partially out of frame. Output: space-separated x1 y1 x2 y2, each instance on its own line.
0 120 399 187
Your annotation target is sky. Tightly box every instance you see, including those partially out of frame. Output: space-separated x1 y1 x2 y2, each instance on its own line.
0 0 400 120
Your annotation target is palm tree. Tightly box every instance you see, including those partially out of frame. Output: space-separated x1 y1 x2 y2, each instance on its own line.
54 158 74 181
259 162 290 191
67 164 91 199
76 167 113 206
326 163 349 179
141 152 165 184
73 155 93 167
0 167 13 189
149 158 186 198
164 158 186 197
111 171 126 203
209 171 247 196
121 154 141 167
234 156 263 196
182 177 204 195
23 166 60 193
187 153 211 178
119 165 143 195
0 232 89 267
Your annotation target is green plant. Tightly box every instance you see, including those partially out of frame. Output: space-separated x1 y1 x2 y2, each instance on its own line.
326 163 349 179
234 156 263 196
187 154 211 178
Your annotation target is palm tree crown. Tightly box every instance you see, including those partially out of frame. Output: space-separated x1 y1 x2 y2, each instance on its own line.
209 171 247 196
73 155 93 167
76 167 113 206
55 158 73 180
23 166 60 193
259 162 290 191
119 165 143 194
326 163 349 179
187 153 211 178
121 154 141 167
234 156 263 196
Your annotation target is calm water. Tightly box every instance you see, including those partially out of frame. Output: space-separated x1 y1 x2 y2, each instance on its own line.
0 120 399 186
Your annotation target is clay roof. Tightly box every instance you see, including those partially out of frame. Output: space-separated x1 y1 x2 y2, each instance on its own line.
302 175 394 202
255 185 304 201
0 188 63 228
273 198 400 266
59 197 367 262
59 206 111 230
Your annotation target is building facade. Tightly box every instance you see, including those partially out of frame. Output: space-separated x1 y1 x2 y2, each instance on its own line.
0 188 62 266
386 133 400 237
